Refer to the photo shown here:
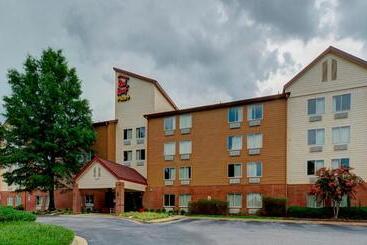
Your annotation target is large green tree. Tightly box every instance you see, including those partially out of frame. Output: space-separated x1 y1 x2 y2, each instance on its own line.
0 48 95 210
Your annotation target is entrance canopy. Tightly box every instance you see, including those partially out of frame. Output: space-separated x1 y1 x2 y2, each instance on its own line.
75 156 147 191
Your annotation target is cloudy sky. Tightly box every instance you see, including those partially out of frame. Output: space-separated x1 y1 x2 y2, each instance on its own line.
0 0 366 122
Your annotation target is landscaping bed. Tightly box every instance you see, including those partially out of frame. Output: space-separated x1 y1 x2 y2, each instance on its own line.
0 206 74 245
121 211 172 221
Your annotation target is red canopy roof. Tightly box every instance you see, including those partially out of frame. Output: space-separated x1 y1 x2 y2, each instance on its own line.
75 156 147 186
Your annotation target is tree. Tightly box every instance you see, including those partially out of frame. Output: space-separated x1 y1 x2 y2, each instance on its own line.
310 167 364 219
0 48 95 210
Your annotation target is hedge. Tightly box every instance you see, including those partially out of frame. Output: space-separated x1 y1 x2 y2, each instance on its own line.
0 206 36 222
287 206 367 219
261 197 287 217
189 199 228 215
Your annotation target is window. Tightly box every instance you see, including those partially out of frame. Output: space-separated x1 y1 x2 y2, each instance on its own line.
247 162 262 177
248 104 263 121
85 195 94 205
331 158 350 169
308 98 325 115
164 142 176 156
228 107 243 123
136 149 145 161
307 160 324 175
123 128 132 140
179 194 191 207
164 168 176 180
247 193 262 209
123 151 132 162
333 94 351 112
228 194 242 208
179 141 192 155
228 164 242 178
247 134 263 149
308 129 325 145
332 126 350 145
307 195 323 208
7 197 13 207
93 166 101 178
15 195 22 207
164 116 176 131
179 114 192 129
164 194 175 207
322 60 328 82
36 196 42 206
136 127 145 139
227 136 242 150
331 59 337 80
179 167 191 180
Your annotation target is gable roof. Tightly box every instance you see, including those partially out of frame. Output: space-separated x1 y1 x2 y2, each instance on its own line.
113 67 178 110
283 46 367 91
75 156 147 185
144 93 288 119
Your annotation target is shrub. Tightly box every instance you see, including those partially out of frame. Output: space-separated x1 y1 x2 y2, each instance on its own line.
261 197 287 217
0 206 36 222
287 206 367 219
14 205 24 211
189 199 228 215
339 207 367 219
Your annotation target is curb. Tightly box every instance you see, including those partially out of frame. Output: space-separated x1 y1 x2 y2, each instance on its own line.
71 236 88 245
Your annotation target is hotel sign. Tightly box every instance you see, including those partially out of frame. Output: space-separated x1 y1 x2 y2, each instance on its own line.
117 76 130 102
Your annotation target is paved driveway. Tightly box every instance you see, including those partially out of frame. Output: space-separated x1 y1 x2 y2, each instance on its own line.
38 216 367 245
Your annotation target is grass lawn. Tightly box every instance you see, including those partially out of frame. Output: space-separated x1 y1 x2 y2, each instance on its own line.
0 222 74 245
121 211 172 221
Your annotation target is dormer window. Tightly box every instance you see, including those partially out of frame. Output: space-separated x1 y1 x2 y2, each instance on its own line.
331 59 337 80
322 60 328 82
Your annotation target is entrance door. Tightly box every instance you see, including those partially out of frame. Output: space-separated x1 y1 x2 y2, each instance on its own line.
124 192 143 212
85 195 94 212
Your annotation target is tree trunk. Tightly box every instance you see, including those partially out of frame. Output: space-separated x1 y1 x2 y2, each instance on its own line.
333 202 340 219
48 185 56 211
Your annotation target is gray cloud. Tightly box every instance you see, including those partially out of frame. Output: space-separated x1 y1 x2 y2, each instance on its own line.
1 0 367 123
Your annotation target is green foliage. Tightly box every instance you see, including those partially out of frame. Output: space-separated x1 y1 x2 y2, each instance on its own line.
287 206 367 219
0 48 96 210
189 199 228 215
261 197 287 217
0 206 36 222
0 222 74 245
310 167 364 218
121 211 171 221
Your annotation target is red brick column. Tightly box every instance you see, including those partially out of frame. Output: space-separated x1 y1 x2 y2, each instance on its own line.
115 181 125 215
72 183 81 214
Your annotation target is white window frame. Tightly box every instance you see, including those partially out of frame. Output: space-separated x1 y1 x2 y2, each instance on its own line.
307 128 325 146
164 116 176 131
332 126 350 145
307 97 325 115
227 136 243 151
123 150 132 162
164 167 176 180
247 162 262 177
136 149 145 161
228 107 243 123
163 194 175 207
7 196 14 207
179 167 191 180
164 142 176 156
331 158 350 169
247 104 263 121
228 163 242 178
307 195 323 208
136 127 145 139
227 193 242 208
179 114 192 129
123 128 132 140
333 94 351 112
247 193 262 209
179 141 192 155
247 134 263 149
307 160 324 176
179 194 192 208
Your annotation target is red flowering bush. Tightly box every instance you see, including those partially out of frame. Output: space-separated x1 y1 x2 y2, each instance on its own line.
310 167 364 219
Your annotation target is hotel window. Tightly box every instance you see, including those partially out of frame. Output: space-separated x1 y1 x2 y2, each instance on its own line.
136 127 145 139
307 160 324 175
15 195 22 207
247 193 262 209
164 194 175 207
247 134 263 149
7 197 13 207
308 129 325 145
332 126 350 145
179 114 192 129
123 128 132 140
227 136 242 150
123 151 132 162
331 59 337 80
136 149 145 161
164 142 176 156
322 60 328 82
179 167 191 180
164 167 176 180
179 141 192 155
331 158 350 169
164 116 176 131
307 195 323 208
179 194 191 207
247 162 262 177
228 107 243 123
228 193 242 208
308 98 325 115
228 163 242 178
333 94 351 112
247 104 263 121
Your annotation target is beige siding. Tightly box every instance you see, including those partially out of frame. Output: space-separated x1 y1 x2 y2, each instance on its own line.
154 86 175 113
78 162 117 189
286 54 367 184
